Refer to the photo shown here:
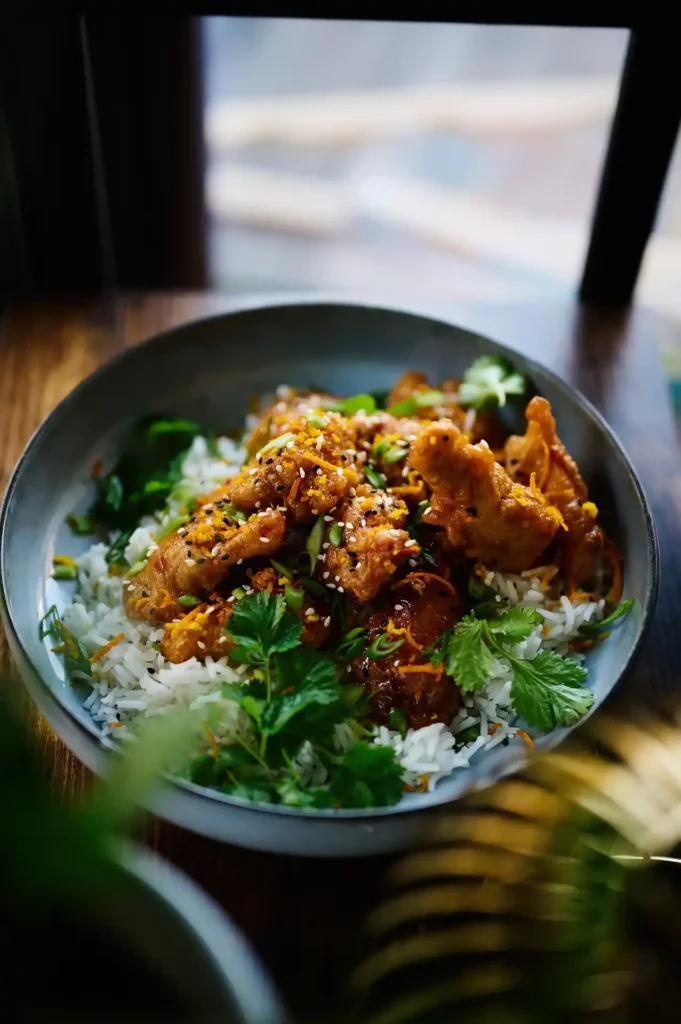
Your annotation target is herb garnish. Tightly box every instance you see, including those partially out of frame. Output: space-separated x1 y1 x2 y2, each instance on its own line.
459 355 526 410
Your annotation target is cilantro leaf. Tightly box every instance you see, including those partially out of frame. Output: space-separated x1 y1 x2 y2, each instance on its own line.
459 355 526 411
579 598 635 636
387 390 445 416
276 776 335 809
468 575 502 618
488 607 542 644
510 651 591 731
445 615 495 691
323 393 377 415
222 779 278 804
264 648 341 735
328 744 403 808
225 591 302 665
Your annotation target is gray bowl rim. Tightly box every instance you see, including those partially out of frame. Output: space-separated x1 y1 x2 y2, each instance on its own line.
113 840 287 1022
0 294 660 823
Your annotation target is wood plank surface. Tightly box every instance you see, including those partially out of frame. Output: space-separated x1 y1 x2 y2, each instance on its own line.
1 293 680 1018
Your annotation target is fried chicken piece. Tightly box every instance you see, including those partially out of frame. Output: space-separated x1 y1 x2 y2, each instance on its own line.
244 389 339 457
161 601 234 663
410 421 559 572
504 397 604 582
230 408 360 524
248 568 330 648
124 503 287 623
324 486 415 602
350 577 463 729
350 410 427 499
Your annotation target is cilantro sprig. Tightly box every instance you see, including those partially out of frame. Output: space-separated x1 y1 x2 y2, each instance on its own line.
188 591 405 810
444 607 593 732
459 355 526 411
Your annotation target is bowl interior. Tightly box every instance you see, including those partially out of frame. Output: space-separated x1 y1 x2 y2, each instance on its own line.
0 301 656 820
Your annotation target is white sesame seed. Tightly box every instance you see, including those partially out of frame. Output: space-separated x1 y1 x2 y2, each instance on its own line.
336 467 343 477
335 575 340 581
185 558 196 566
424 506 432 515
394 604 404 611
248 468 257 476
346 664 352 673
205 606 214 614
323 572 330 579
260 537 270 543
219 635 228 642
203 504 213 512
178 528 187 536
409 558 418 567
316 468 322 476
324 515 333 522
210 545 220 557
361 519 366 527
286 441 295 449
338 586 345 593
350 487 356 496
404 539 416 548
276 464 284 474
237 558 243 565
324 616 331 628
322 542 330 549
300 417 307 426
349 535 357 543
306 607 315 615
327 583 336 590
299 467 305 478
227 595 235 602
317 554 325 561
197 641 206 650
337 522 345 527
356 561 362 569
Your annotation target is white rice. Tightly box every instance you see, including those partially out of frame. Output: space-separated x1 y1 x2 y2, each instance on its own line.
59 435 605 796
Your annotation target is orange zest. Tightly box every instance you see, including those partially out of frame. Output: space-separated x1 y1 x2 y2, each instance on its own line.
516 729 534 749
393 572 457 597
386 619 423 651
488 722 501 736
204 726 219 758
286 476 301 504
398 662 444 680
90 633 125 663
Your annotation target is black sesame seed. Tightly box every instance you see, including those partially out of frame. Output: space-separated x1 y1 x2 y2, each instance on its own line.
443 434 450 441
141 590 148 597
465 506 478 517
214 534 221 543
275 484 284 492
197 558 206 564
362 667 369 677
221 554 229 560
510 458 519 466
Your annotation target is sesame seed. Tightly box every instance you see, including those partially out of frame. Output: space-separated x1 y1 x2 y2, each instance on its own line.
327 583 336 590
356 561 362 569
394 603 403 611
404 539 416 548
424 506 432 515
237 558 243 565
361 519 366 527
316 468 322 476
334 575 340 581
323 572 329 579
306 607 315 615
227 595 235 602
409 558 418 567
317 554 325 561
322 542 330 549
299 467 305 478
349 535 357 543
336 467 343 477
248 468 258 476
324 515 333 522
346 664 352 673
219 635 228 642
324 616 331 628
276 464 284 474
197 641 206 650
210 545 220 557
185 558 196 566
203 504 213 512
337 586 345 593
260 536 270 543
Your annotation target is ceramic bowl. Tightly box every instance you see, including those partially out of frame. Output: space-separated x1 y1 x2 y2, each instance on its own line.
0 299 658 856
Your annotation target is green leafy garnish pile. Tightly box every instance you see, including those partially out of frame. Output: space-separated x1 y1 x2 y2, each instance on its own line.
186 591 403 809
459 354 526 410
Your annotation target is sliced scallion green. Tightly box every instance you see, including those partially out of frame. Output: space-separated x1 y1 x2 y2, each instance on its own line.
329 522 343 546
305 514 325 565
383 445 408 464
306 412 328 428
285 585 305 611
178 594 202 608
258 431 295 455
388 709 409 738
364 465 387 489
53 563 78 581
66 513 94 536
232 587 246 601
223 504 248 524
270 559 294 581
323 394 377 416
300 577 327 600
127 559 148 577
366 634 405 660
336 627 367 660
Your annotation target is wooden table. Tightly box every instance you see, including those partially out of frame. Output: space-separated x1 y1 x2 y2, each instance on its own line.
1 293 680 1019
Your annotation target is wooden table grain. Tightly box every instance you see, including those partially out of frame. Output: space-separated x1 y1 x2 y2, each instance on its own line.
1 293 680 1019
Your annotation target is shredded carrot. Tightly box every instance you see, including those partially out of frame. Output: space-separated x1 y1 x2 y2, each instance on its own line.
489 722 501 736
529 471 542 500
204 726 219 758
386 619 423 650
516 730 534 749
393 572 457 596
568 579 576 601
571 639 594 651
418 774 430 793
90 633 125 663
305 453 350 475
398 663 444 680
541 565 558 587
108 721 123 729
287 476 301 504
598 631 611 641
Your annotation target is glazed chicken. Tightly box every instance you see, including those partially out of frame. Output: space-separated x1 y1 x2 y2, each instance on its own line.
409 421 560 572
244 389 339 457
350 576 463 728
387 370 507 448
324 486 415 602
230 407 360 524
504 396 604 582
124 502 287 622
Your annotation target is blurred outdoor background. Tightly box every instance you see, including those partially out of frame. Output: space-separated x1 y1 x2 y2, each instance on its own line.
202 19 681 390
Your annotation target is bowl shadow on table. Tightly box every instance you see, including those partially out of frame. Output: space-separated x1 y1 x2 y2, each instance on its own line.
350 706 681 1024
